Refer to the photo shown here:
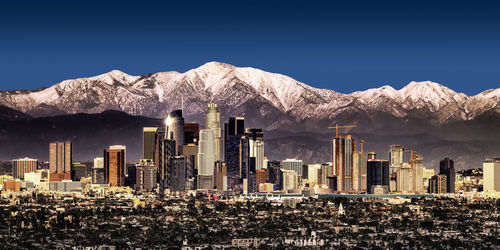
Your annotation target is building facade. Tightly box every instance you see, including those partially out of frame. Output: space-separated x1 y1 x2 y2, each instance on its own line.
367 159 389 194
49 142 72 173
104 148 125 187
12 157 38 180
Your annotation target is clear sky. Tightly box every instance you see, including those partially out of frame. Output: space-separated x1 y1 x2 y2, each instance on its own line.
1 0 499 95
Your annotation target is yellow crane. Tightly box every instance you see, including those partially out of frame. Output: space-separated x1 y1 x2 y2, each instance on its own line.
404 149 418 168
328 124 357 138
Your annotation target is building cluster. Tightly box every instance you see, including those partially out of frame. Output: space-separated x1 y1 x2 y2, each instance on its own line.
2 104 500 200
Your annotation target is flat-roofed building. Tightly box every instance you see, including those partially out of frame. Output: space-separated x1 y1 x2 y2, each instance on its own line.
12 157 38 179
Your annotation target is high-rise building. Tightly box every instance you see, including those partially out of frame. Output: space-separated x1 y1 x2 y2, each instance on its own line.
413 155 424 193
397 163 413 193
246 128 265 171
429 174 447 194
104 147 125 187
154 127 176 191
143 127 158 160
367 159 389 194
389 145 404 192
389 145 404 166
12 157 38 180
332 135 355 191
205 103 221 161
320 163 334 187
225 117 245 138
483 158 500 192
110 145 127 176
170 110 185 154
282 159 303 177
439 158 455 193
169 156 191 192
135 159 156 192
198 129 217 189
49 142 72 173
71 162 87 181
92 157 104 184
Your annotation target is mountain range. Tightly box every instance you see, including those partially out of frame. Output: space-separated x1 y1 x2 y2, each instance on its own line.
1 62 500 170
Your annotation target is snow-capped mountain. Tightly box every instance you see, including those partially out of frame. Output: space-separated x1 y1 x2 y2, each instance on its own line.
1 62 500 129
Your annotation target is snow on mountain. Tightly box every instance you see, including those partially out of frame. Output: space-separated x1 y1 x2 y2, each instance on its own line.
1 62 500 127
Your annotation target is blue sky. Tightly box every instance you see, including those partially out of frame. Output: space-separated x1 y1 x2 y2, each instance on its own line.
1 0 499 95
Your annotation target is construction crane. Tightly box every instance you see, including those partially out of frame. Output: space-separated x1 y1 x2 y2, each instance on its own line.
328 124 357 138
404 149 418 168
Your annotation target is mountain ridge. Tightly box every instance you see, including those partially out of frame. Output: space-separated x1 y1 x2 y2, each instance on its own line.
0 62 498 128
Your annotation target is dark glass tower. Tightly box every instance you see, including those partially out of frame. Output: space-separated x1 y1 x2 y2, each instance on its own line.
366 159 389 194
439 158 455 193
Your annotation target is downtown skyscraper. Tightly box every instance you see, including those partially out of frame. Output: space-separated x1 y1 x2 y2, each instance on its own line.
332 135 355 191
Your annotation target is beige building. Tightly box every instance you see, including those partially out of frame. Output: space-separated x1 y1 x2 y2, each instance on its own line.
12 157 38 179
49 142 72 173
484 158 500 192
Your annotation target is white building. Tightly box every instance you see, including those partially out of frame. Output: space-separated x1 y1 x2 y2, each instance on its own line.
249 140 265 170
282 169 298 191
307 164 322 185
197 129 216 189
282 159 303 177
205 103 222 161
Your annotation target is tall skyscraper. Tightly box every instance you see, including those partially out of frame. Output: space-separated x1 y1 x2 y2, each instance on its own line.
246 128 265 171
104 147 125 187
332 135 355 191
49 142 72 173
198 129 217 189
225 117 245 138
143 127 158 160
367 159 389 194
413 155 424 193
205 103 221 161
169 110 185 154
483 158 500 192
439 157 455 193
389 145 404 192
224 117 245 189
12 157 38 180
110 145 127 176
